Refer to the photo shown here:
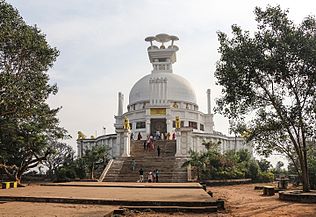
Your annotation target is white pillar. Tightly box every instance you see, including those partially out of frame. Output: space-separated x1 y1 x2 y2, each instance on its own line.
161 80 164 104
164 78 168 104
175 130 183 157
155 79 159 104
160 79 163 104
207 89 211 114
158 79 161 104
118 92 124 116
187 164 192 181
146 119 151 136
149 79 152 104
122 129 131 157
166 118 172 134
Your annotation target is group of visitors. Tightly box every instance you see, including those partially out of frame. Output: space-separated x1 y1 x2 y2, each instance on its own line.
143 137 161 156
130 132 143 141
143 135 155 151
131 132 177 141
138 168 159 183
153 131 176 141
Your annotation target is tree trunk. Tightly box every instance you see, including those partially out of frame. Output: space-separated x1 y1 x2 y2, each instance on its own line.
289 132 310 192
90 163 94 179
301 158 310 192
15 174 24 187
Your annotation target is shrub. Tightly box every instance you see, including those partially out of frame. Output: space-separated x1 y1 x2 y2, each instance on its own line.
308 161 316 190
246 159 260 180
256 171 274 183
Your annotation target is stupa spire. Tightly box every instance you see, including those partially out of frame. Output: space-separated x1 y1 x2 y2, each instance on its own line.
145 33 179 73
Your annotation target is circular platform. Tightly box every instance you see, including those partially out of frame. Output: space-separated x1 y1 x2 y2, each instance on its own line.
279 190 316 203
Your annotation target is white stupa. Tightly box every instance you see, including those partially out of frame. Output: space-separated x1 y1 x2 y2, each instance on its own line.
77 34 252 159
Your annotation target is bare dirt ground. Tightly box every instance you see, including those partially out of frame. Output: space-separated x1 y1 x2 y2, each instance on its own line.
0 202 117 217
128 184 316 217
211 183 316 217
0 183 316 217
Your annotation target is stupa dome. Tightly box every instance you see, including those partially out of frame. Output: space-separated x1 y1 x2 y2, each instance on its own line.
129 72 197 105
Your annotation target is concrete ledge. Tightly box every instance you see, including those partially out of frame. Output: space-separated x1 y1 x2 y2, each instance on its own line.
42 182 202 189
120 205 218 213
279 190 316 203
204 179 252 186
0 195 218 207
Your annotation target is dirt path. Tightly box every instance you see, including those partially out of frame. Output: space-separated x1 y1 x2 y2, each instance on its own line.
210 184 316 217
128 184 316 217
0 202 117 217
0 183 315 217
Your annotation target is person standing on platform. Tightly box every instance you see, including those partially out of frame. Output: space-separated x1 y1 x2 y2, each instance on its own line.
130 132 134 140
131 159 136 171
148 171 153 182
161 132 164 140
157 145 161 157
147 137 151 151
156 130 160 140
137 132 142 140
143 139 147 151
172 132 176 140
152 170 156 182
139 168 144 182
155 169 159 183
152 140 155 151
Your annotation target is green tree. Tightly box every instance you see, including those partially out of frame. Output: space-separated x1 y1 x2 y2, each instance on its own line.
307 144 316 189
246 159 260 180
0 1 66 185
236 149 251 163
83 145 110 179
182 150 208 181
257 159 271 172
44 142 74 179
215 5 316 192
276 161 284 171
287 143 316 189
183 148 255 180
55 158 86 181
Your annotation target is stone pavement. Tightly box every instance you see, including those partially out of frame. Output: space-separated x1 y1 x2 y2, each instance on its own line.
0 201 117 217
0 182 217 208
42 181 202 188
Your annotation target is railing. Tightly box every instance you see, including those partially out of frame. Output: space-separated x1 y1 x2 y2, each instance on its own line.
98 159 114 182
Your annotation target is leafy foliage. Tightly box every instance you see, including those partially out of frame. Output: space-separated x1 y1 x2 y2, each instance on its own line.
44 142 75 179
183 148 273 182
82 144 111 179
52 144 111 181
0 1 66 184
215 5 316 192
287 143 316 189
55 158 86 182
307 145 316 189
257 159 272 172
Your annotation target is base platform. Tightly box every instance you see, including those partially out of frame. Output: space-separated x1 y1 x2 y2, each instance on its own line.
0 182 221 213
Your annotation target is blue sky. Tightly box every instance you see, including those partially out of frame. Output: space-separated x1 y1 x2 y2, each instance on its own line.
7 0 316 165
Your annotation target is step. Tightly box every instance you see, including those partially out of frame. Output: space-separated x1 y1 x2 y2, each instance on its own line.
102 142 187 183
120 205 218 213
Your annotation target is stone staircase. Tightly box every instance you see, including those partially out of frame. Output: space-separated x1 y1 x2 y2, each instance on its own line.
102 140 188 182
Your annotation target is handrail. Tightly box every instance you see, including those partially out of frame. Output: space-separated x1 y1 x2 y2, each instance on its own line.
98 159 114 182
